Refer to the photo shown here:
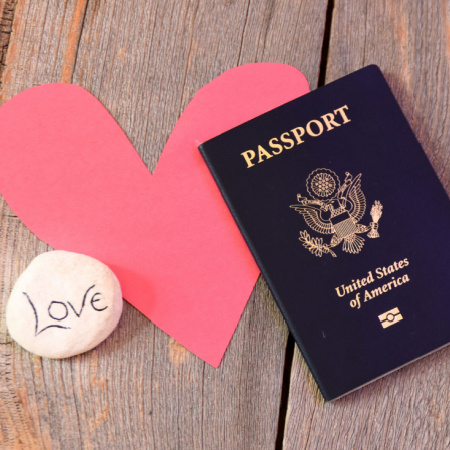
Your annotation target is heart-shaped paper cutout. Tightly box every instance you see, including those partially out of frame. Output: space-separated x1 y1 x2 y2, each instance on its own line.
0 63 309 366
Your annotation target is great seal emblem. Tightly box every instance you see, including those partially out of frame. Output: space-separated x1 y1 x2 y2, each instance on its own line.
290 169 383 257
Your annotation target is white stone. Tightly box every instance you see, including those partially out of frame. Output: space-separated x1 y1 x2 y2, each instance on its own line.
6 250 123 358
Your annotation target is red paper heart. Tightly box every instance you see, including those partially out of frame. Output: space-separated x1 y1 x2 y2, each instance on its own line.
0 63 309 366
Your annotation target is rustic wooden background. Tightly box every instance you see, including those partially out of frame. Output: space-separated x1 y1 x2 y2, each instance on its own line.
0 0 449 448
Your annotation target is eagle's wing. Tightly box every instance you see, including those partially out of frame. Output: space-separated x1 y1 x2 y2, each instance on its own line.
290 205 334 234
345 174 366 222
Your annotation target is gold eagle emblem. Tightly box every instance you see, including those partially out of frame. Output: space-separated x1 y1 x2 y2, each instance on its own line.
290 169 383 257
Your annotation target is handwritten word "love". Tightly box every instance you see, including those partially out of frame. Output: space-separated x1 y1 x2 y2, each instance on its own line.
23 285 108 336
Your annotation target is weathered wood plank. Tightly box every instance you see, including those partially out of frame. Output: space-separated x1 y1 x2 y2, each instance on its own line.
0 217 52 448
0 0 89 103
0 3 90 446
0 0 329 448
283 1 450 449
0 0 17 87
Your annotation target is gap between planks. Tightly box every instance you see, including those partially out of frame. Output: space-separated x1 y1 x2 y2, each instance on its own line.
275 1 335 447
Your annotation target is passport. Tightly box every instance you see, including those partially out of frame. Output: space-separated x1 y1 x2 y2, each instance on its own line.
198 65 450 401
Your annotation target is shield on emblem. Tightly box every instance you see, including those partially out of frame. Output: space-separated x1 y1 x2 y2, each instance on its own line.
330 211 357 239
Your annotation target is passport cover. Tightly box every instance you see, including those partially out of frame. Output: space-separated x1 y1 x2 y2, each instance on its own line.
199 65 450 401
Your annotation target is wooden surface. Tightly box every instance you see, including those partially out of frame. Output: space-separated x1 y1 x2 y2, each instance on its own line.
0 1 448 448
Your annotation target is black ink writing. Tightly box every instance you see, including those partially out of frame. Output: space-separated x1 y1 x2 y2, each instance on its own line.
24 284 108 336
90 292 107 311
67 285 94 317
24 292 71 335
48 301 69 320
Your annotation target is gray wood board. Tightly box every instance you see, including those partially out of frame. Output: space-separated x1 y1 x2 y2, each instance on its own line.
0 0 329 447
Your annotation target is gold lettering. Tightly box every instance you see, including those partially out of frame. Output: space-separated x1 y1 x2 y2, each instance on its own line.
257 145 273 163
280 132 295 150
334 105 351 123
341 261 410 309
290 127 306 144
241 150 256 168
371 287 383 297
321 112 341 131
335 285 346 297
349 293 361 309
306 120 324 137
269 138 283 155
240 105 353 169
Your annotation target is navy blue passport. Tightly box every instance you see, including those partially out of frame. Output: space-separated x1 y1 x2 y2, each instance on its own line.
199 65 450 401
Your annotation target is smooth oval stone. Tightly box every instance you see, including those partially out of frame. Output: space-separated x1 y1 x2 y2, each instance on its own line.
6 250 123 358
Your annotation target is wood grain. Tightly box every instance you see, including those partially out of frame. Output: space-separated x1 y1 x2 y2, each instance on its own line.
0 0 329 448
283 1 450 449
0 0 17 87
